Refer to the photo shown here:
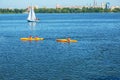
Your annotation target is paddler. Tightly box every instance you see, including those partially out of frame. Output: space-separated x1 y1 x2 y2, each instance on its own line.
67 38 71 43
29 35 32 39
35 36 39 39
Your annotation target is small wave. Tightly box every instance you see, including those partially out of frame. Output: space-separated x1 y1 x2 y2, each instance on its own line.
0 36 5 41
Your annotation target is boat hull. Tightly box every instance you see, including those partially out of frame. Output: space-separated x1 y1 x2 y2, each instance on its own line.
20 38 44 41
27 20 39 22
56 39 77 43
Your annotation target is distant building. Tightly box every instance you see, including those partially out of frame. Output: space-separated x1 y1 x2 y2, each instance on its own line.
55 2 119 10
101 3 106 9
56 4 62 9
105 2 110 9
93 0 97 8
34 5 39 9
26 5 39 12
27 5 39 9
56 4 85 9
111 6 120 10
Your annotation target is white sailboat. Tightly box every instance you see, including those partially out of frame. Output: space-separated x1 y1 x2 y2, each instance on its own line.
27 7 39 22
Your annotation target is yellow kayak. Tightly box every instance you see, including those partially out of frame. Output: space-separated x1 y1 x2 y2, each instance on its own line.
20 38 44 41
56 39 77 43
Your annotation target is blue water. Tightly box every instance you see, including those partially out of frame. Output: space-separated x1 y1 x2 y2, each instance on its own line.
0 13 120 80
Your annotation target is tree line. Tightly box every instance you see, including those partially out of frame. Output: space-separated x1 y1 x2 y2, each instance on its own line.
0 8 26 14
0 7 120 14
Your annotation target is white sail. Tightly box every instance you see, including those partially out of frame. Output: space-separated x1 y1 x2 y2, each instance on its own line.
27 8 32 20
27 7 37 22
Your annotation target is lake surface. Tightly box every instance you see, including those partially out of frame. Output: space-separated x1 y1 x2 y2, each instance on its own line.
0 13 120 80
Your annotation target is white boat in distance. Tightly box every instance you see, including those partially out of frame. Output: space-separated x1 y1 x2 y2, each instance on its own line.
27 7 39 22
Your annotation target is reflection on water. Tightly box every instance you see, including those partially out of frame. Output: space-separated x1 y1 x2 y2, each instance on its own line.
28 22 36 31
28 22 38 37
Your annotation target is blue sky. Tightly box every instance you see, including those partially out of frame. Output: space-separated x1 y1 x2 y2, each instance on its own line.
0 0 120 8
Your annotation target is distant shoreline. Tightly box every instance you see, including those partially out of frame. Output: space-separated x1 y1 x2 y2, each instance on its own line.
0 8 120 14
0 12 120 14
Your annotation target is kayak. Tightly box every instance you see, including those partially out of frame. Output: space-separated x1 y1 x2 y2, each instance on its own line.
20 38 44 41
56 39 77 43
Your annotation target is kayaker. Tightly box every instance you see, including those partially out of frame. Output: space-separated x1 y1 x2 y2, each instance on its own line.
29 36 32 39
35 36 39 39
67 38 71 43
36 18 40 20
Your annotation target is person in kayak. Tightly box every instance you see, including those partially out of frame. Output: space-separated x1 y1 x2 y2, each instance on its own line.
67 38 71 43
35 36 39 39
29 35 32 39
